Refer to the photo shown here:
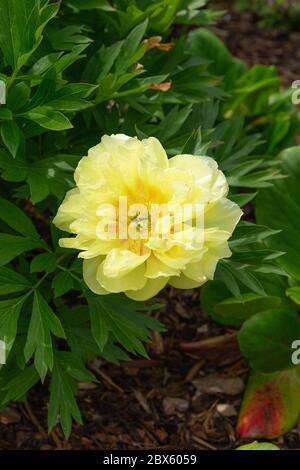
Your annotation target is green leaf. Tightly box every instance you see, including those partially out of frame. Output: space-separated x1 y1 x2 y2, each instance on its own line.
30 253 56 273
88 296 109 351
46 24 92 51
229 192 257 207
0 150 27 182
155 105 192 142
67 0 114 11
24 291 65 381
48 354 82 438
215 261 241 298
88 294 163 356
0 108 13 120
0 121 21 158
90 42 123 82
0 295 27 356
187 28 244 90
0 234 42 266
229 222 280 249
0 0 59 71
214 295 281 322
49 83 97 111
27 167 50 203
0 266 31 295
236 442 280 451
28 69 57 109
0 0 39 70
52 271 74 298
2 365 39 403
256 147 300 281
7 82 30 111
115 19 148 72
64 325 100 361
239 309 300 373
25 155 80 203
54 351 95 382
237 369 300 439
29 51 63 76
54 45 88 74
0 197 39 239
286 286 300 305
25 106 73 131
228 169 282 189
202 282 282 327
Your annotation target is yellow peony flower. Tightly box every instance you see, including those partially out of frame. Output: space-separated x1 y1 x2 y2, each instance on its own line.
53 134 242 300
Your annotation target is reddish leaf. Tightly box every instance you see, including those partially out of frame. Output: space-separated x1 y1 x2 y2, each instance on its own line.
237 369 300 439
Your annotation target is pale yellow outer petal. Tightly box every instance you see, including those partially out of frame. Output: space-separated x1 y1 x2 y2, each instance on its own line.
169 273 204 289
145 254 180 278
78 239 119 258
141 137 169 169
102 249 150 278
184 260 207 283
169 154 228 201
184 242 232 282
59 236 89 250
53 188 82 232
83 257 109 295
205 199 243 233
97 261 147 293
154 242 204 270
125 277 169 301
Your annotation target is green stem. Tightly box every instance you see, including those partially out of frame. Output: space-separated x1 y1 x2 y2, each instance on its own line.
57 263 85 287
22 271 49 302
6 68 19 92
23 254 70 299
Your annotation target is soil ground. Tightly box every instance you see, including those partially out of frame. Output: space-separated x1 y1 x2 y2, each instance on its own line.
1 0 300 450
215 0 300 87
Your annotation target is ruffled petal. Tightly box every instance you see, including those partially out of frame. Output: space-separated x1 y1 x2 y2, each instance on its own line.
83 257 109 295
205 199 242 233
102 248 149 278
141 137 169 169
125 277 168 300
145 254 180 278
169 154 228 201
169 273 204 289
97 261 147 293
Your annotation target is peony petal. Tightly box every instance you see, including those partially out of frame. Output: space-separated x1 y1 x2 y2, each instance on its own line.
142 137 169 169
83 257 109 295
145 254 180 278
205 198 242 233
169 154 228 201
126 276 168 300
97 261 147 293
78 239 118 258
169 273 204 289
102 248 149 278
52 188 82 232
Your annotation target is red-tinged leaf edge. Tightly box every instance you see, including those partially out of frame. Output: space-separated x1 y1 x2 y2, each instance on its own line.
237 368 300 439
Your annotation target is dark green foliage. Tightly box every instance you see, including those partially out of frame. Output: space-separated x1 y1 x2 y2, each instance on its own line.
235 0 300 29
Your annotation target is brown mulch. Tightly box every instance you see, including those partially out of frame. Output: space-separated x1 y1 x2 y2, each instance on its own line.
1 2 300 451
214 0 300 87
